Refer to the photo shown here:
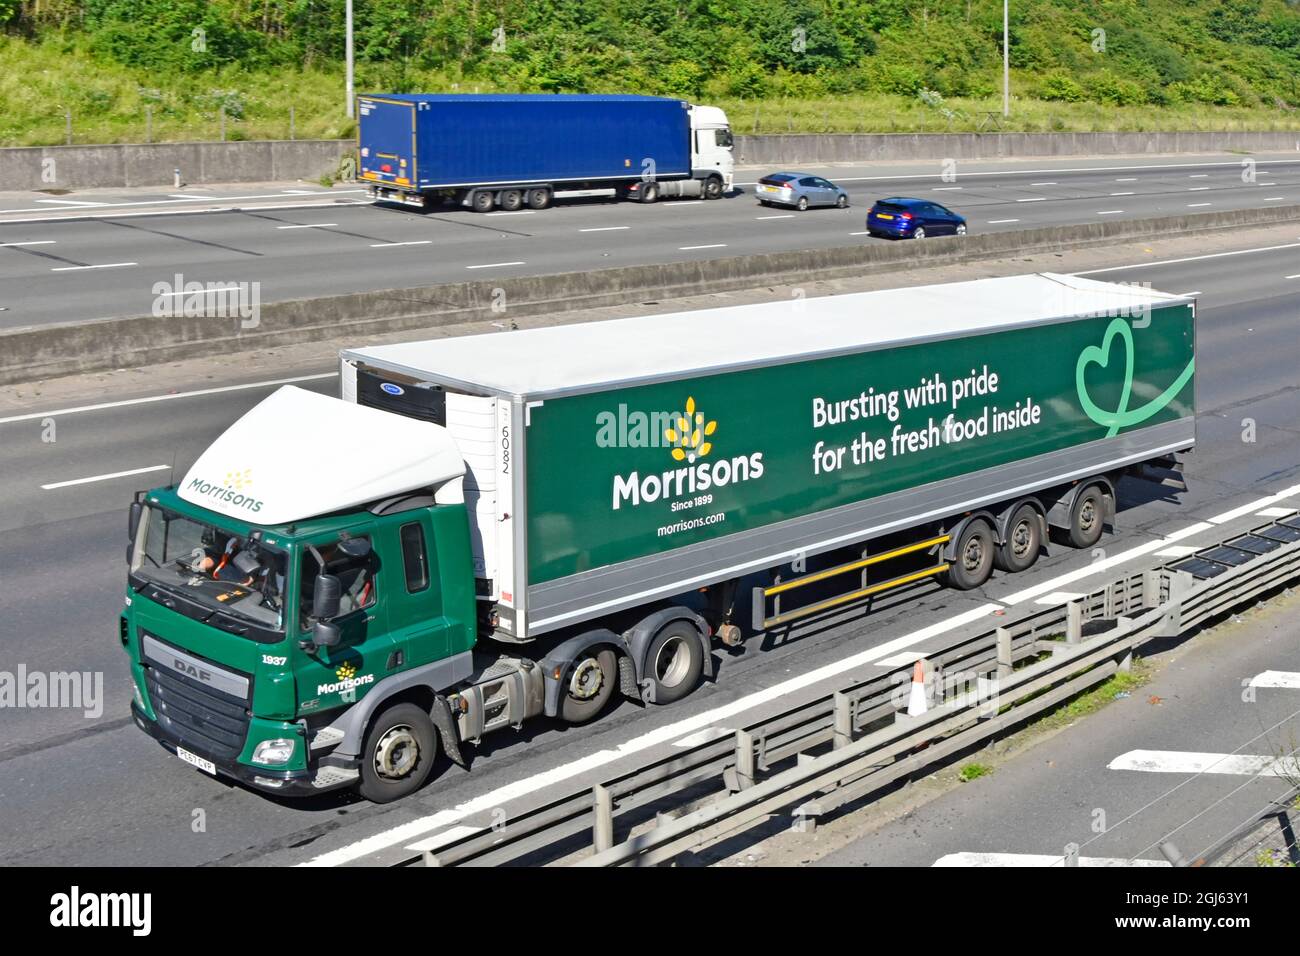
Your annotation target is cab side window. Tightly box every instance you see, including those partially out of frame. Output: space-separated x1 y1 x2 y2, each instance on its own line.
400 523 430 593
299 537 378 628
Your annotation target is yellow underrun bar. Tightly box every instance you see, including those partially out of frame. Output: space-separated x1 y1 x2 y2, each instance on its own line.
763 563 949 629
765 534 951 597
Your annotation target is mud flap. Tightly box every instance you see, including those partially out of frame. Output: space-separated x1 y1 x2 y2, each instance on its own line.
431 695 466 769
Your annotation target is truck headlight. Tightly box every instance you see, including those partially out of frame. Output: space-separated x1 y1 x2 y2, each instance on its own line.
251 738 296 766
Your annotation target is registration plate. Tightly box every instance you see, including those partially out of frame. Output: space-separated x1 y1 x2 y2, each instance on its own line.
758 184 778 193
176 746 216 775
876 213 894 220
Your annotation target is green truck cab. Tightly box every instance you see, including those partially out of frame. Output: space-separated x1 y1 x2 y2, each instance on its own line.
122 273 1196 803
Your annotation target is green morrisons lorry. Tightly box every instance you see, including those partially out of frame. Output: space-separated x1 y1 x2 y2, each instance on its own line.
123 272 1196 802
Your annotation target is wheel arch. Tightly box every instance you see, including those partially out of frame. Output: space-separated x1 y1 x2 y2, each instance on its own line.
1044 476 1117 531
624 606 713 701
537 628 631 718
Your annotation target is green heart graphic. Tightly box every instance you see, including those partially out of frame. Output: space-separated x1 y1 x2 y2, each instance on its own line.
1076 317 1194 437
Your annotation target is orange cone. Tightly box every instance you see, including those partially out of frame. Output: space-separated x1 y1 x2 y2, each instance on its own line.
907 659 928 716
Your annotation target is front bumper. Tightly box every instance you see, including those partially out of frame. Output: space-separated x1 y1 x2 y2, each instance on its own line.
131 702 359 797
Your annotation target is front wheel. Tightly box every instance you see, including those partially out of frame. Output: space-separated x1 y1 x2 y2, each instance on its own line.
640 182 659 204
560 648 618 724
358 702 438 803
703 176 724 200
955 223 968 236
836 194 849 208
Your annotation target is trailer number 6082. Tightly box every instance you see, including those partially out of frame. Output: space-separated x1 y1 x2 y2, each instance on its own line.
501 426 511 474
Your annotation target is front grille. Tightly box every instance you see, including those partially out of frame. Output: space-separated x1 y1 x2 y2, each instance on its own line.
144 660 251 760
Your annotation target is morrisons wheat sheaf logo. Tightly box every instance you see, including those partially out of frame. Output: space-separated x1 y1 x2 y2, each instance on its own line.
186 467 264 513
606 396 765 510
316 662 375 696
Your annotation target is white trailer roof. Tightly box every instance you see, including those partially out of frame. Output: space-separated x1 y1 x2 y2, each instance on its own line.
343 272 1189 399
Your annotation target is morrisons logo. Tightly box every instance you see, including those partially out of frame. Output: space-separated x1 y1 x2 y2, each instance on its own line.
317 663 375 696
610 396 765 510
186 468 263 514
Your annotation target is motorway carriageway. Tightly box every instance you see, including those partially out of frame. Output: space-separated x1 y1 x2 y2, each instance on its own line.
1 239 1299 865
1 153 1299 328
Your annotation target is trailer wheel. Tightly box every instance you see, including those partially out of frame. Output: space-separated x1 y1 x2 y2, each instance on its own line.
644 623 704 705
559 647 618 724
640 182 659 204
499 189 523 211
525 188 551 210
944 519 995 591
358 702 438 803
1066 484 1106 549
994 503 1042 573
470 190 495 213
703 176 724 200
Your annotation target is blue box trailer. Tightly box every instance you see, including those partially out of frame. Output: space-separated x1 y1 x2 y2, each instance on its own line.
357 93 734 212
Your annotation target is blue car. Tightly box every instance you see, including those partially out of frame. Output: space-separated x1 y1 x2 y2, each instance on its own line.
867 197 967 239
755 172 850 210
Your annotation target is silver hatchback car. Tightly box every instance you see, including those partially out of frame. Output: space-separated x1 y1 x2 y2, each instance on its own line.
755 172 850 210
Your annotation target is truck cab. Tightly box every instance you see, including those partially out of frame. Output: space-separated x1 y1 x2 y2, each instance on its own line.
122 387 481 801
689 104 735 193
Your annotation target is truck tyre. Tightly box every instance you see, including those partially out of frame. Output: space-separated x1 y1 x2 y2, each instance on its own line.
525 188 551 210
1066 484 1106 549
559 647 618 724
358 702 438 803
703 176 724 200
994 502 1042 573
499 189 523 211
640 182 659 204
644 622 704 705
944 519 995 591
471 190 495 213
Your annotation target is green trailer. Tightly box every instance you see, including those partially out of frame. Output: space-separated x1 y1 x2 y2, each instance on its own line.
123 272 1194 802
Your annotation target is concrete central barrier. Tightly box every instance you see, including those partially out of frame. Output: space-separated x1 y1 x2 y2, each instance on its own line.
3 130 1298 191
5 201 1299 387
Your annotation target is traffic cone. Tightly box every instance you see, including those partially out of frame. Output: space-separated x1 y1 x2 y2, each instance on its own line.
906 659 928 716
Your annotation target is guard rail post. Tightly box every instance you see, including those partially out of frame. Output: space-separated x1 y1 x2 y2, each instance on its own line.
593 784 614 853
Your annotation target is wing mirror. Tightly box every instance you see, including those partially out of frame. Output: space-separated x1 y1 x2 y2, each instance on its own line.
312 620 341 648
312 573 342 619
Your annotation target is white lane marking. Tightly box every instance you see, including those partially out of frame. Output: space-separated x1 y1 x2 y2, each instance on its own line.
1285 273 1300 279
1109 750 1289 777
155 286 240 297
672 727 733 748
987 218 1020 224
369 240 432 247
1097 209 1125 215
281 189 319 195
1187 203 1212 208
1207 484 1300 524
0 372 337 426
0 189 368 216
1256 507 1296 517
1249 671 1300 689
485 211 536 216
168 193 209 199
0 198 370 225
1016 197 1047 202
933 186 963 191
1033 591 1085 606
1110 192 1135 196
579 226 630 232
1000 522 1214 606
1188 186 1211 191
1189 174 1209 178
0 240 56 247
1076 241 1300 275
1264 197 1286 201
1156 545 1199 558
934 852 1169 867
276 223 338 229
756 214 796 220
41 464 169 490
680 243 727 250
1029 182 1057 186
300 601 1003 865
50 262 137 271
849 230 872 236
664 201 703 206
465 261 526 269
34 198 106 206
1115 178 1139 182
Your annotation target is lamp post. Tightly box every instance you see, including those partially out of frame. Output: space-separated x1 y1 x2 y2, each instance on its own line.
1002 0 1010 117
345 0 355 119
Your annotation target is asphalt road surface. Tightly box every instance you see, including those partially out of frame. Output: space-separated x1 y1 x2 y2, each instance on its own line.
1 153 1298 329
1 237 1298 865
